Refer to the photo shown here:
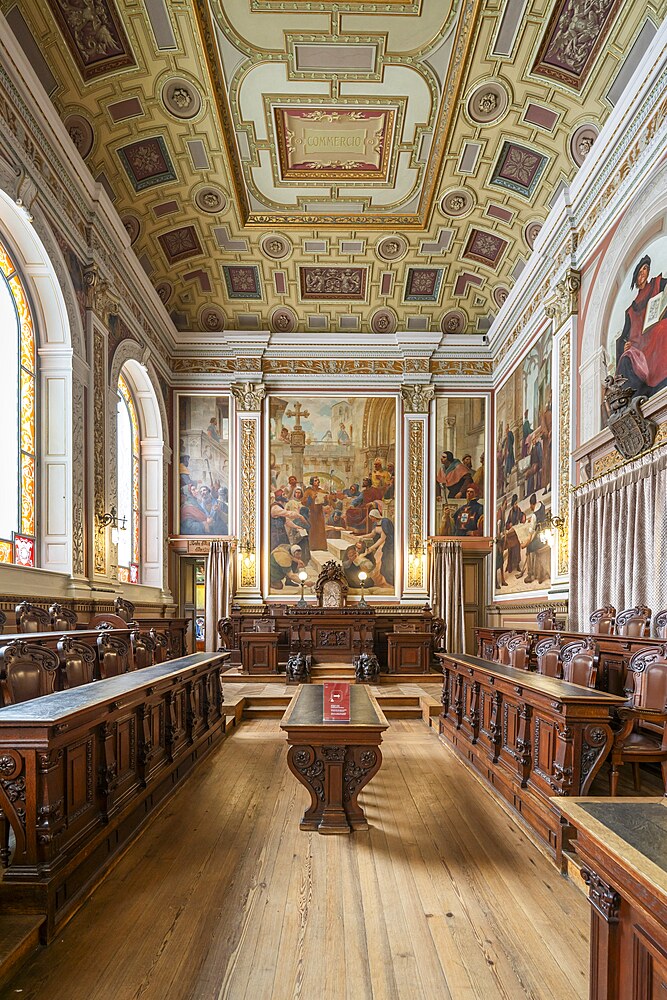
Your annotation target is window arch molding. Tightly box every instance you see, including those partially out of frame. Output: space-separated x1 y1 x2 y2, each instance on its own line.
110 347 170 593
0 188 73 575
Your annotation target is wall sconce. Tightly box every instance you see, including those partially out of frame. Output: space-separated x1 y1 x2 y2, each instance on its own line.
408 540 426 564
240 534 255 568
539 514 566 547
296 570 308 608
96 505 126 545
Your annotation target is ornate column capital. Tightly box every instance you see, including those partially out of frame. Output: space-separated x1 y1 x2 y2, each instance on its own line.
83 264 119 322
401 383 435 413
231 381 266 411
544 269 581 327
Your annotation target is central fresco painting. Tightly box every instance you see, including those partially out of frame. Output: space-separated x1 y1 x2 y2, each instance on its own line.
268 396 397 597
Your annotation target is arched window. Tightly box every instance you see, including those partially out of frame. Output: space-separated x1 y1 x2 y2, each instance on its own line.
117 372 140 584
0 237 36 567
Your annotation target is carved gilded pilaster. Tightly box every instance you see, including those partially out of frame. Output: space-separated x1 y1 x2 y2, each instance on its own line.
558 331 571 577
72 377 85 576
240 418 258 590
93 330 106 575
408 421 425 589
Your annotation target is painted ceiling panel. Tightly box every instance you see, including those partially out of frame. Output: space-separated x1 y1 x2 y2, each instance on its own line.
2 0 666 335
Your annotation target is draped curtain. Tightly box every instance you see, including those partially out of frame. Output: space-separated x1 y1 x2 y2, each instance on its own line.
204 539 234 652
429 540 466 654
570 445 667 631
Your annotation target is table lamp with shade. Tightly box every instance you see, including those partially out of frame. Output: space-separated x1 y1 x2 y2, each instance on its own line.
296 569 308 608
358 570 369 609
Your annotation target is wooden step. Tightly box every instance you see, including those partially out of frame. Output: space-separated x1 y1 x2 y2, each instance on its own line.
376 695 421 707
0 914 45 988
382 706 423 719
244 706 287 719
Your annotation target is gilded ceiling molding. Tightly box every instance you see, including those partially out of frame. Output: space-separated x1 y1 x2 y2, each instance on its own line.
544 270 581 330
231 381 266 412
401 384 435 413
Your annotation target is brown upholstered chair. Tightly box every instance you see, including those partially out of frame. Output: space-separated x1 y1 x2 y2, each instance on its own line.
131 631 155 670
609 644 667 795
560 638 599 688
494 631 514 665
589 605 616 635
0 640 59 704
536 608 557 630
616 606 651 638
535 634 563 678
49 602 77 631
97 632 132 678
507 633 532 671
655 610 667 640
14 601 50 633
150 629 170 664
57 636 96 688
114 596 136 624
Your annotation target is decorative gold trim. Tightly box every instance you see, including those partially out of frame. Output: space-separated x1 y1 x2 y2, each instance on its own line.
240 418 258 589
407 420 425 589
558 330 570 576
231 381 266 411
93 330 106 575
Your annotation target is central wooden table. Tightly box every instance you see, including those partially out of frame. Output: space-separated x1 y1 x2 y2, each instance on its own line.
280 684 388 834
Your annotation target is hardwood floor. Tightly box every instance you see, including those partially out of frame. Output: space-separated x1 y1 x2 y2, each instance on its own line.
1 719 589 1000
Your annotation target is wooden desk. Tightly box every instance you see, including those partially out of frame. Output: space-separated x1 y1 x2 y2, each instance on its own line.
281 684 388 834
475 625 666 696
437 652 625 865
0 650 229 940
556 798 667 1000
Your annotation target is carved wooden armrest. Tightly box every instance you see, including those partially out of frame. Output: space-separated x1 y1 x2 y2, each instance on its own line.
613 706 667 748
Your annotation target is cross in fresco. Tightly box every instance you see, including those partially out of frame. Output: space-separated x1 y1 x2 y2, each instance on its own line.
285 401 310 430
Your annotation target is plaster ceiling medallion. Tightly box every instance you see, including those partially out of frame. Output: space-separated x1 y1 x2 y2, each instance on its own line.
199 305 226 332
370 308 397 335
194 186 227 215
375 235 408 262
524 219 543 250
440 187 475 218
570 123 600 167
493 286 510 309
271 306 297 333
465 79 511 126
261 234 293 260
440 309 467 334
64 113 94 159
155 281 172 305
121 214 141 245
162 78 202 120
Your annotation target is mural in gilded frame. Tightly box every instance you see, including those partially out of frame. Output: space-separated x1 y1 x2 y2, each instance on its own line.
269 396 396 596
606 234 667 401
494 328 553 596
434 397 486 538
178 395 230 536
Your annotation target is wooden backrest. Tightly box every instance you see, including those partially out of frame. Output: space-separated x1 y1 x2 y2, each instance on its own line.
507 634 532 671
97 633 131 678
0 641 59 703
589 605 616 635
15 601 50 633
628 645 667 736
149 629 170 664
49 602 78 631
57 636 96 688
131 631 155 670
655 610 667 640
535 635 563 678
393 621 420 633
561 638 599 688
536 608 556 630
254 619 276 633
217 617 233 649
616 606 651 638
114 597 136 624
494 631 514 665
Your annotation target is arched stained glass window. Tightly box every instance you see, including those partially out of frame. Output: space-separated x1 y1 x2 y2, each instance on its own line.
117 372 140 584
0 236 36 567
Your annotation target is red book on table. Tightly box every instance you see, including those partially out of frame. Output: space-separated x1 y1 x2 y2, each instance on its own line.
323 682 351 722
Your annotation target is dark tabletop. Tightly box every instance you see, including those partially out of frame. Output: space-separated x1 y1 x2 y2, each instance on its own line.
578 801 667 873
282 683 385 728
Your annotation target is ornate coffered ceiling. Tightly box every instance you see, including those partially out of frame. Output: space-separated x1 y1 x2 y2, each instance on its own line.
2 0 665 336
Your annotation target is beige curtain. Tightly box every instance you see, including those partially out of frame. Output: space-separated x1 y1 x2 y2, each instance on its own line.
429 540 466 654
570 445 667 631
205 540 234 653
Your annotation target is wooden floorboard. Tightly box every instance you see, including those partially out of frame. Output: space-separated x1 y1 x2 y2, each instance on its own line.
1 719 589 1000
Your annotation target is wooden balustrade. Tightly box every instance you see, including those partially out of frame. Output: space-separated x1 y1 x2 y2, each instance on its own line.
0 650 229 941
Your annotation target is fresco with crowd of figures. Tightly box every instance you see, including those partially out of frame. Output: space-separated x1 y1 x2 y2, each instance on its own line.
494 328 553 596
268 395 397 596
177 394 230 536
434 396 487 538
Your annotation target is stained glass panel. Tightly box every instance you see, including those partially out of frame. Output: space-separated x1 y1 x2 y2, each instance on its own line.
13 533 35 567
0 540 13 563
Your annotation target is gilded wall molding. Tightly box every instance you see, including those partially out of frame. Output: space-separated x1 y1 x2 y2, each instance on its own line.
93 330 106 576
72 377 85 576
402 384 435 413
558 331 571 577
545 270 581 330
407 419 425 590
231 381 266 412
240 418 258 589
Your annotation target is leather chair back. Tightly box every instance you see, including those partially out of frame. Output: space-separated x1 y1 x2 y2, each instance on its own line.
15 601 50 634
507 634 532 671
97 633 131 678
561 638 599 688
131 631 155 670
536 608 556 630
150 629 170 664
589 605 616 635
628 646 667 736
57 636 96 688
655 610 667 640
535 635 563 678
0 641 59 703
49 602 77 631
495 631 514 665
616 606 651 638
114 597 135 624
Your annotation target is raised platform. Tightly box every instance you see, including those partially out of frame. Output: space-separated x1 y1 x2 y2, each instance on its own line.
221 663 441 686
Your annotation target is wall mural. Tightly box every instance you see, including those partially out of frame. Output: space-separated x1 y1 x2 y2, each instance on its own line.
607 234 667 400
268 395 396 596
494 328 553 596
434 397 486 538
178 395 230 536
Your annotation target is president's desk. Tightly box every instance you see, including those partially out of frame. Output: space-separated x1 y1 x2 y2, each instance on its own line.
436 652 625 865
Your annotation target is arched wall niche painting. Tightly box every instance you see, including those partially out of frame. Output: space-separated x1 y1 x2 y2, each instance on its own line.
267 394 398 598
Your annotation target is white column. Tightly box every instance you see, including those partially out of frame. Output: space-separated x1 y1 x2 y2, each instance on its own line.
579 346 608 445
141 439 163 588
38 344 73 573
